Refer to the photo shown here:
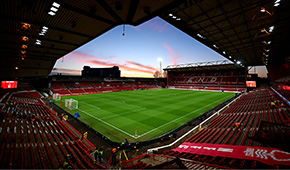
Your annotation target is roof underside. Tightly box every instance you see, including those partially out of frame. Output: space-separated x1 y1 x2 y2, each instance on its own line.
160 0 290 67
0 0 289 79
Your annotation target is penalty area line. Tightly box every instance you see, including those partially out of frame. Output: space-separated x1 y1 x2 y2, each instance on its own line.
77 108 137 139
79 101 100 109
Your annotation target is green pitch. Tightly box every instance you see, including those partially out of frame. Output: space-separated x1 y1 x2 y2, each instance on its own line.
55 89 234 143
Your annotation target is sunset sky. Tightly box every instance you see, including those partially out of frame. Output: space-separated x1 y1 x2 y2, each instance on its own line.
51 17 268 78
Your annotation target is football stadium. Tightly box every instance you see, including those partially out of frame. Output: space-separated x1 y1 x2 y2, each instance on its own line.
1 0 290 169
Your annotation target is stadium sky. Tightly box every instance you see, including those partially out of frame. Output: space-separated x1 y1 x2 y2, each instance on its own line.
51 17 267 78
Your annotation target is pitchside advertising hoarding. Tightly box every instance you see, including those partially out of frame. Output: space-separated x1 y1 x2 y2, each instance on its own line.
1 81 18 89
173 142 290 166
278 84 290 91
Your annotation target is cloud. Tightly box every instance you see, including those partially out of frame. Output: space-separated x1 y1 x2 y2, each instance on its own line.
163 43 180 65
69 52 111 63
133 26 142 31
123 60 158 71
77 59 117 67
147 18 169 32
64 51 156 76
119 66 155 74
78 59 155 74
136 17 169 33
50 68 81 75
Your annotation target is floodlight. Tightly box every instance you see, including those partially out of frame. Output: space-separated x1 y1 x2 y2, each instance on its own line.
21 36 29 42
197 34 205 39
20 50 26 55
260 7 266 12
21 22 31 30
269 26 274 32
236 61 241 64
35 39 41 45
50 7 58 12
52 2 60 8
48 11 56 16
157 58 163 62
21 45 27 49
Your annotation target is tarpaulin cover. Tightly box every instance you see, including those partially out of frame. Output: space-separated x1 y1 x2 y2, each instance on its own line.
172 142 290 166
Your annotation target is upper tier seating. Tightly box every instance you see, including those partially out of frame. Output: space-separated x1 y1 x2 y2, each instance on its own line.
169 70 246 92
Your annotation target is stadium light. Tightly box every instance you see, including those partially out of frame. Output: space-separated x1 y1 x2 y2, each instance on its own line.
274 0 280 7
236 61 241 65
213 44 218 49
197 33 206 39
48 2 60 16
269 26 274 32
260 7 273 15
260 7 266 12
157 58 163 78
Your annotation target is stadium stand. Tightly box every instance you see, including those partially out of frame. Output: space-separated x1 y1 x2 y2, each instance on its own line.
159 87 290 169
274 76 290 102
2 0 290 168
50 79 159 96
0 92 105 169
275 75 290 85
1 78 290 169
50 82 71 95
166 63 247 93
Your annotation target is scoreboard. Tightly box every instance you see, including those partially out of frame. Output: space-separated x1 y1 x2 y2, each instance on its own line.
1 81 18 89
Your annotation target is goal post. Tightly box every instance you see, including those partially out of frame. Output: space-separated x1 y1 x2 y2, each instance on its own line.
65 98 78 110
53 93 61 101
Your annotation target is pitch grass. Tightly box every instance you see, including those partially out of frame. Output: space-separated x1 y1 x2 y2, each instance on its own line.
55 89 234 143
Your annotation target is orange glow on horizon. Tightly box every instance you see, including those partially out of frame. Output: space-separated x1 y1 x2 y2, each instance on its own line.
123 60 158 71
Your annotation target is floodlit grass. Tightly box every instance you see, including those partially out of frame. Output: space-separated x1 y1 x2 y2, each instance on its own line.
55 89 234 143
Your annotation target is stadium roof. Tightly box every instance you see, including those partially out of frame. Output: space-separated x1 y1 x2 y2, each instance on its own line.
1 0 289 79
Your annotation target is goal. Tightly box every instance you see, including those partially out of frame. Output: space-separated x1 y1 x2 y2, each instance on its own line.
65 99 78 110
53 93 61 101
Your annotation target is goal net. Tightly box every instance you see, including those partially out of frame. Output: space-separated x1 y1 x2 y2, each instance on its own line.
53 93 61 101
65 99 78 110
